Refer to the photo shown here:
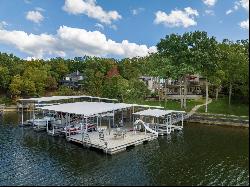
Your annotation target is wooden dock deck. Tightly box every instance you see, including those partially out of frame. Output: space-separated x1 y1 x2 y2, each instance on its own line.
67 130 157 155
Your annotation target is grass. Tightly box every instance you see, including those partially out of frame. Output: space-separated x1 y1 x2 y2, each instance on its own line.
0 96 14 106
125 98 205 112
197 97 249 117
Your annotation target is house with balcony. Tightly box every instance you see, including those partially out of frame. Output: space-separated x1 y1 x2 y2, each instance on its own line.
139 74 206 100
60 70 85 89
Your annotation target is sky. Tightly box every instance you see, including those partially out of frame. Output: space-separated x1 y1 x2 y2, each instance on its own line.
0 0 249 60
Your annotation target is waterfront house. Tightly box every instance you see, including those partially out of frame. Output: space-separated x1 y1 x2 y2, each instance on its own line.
139 74 206 100
60 70 85 89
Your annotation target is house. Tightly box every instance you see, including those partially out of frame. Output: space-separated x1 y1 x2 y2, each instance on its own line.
60 70 85 89
139 76 165 92
140 74 206 100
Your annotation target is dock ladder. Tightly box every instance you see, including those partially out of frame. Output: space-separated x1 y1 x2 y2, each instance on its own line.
82 131 91 148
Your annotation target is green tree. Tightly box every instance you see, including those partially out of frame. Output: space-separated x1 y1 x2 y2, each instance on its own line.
9 75 23 98
0 66 11 90
219 39 249 104
157 33 196 109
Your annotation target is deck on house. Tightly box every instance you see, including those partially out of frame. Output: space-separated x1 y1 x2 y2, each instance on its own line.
67 130 157 155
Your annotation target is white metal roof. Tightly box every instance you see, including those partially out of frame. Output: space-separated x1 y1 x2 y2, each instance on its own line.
38 102 134 116
133 109 185 117
131 104 164 109
18 95 117 103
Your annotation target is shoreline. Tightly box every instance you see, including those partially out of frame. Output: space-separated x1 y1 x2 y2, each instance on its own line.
186 120 249 128
1 108 249 129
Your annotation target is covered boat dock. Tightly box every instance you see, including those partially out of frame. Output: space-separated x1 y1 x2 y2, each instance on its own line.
37 101 161 154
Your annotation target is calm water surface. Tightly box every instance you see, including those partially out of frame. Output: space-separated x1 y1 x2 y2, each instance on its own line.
0 112 249 186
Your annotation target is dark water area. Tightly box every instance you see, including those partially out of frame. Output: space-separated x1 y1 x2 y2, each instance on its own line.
0 112 249 186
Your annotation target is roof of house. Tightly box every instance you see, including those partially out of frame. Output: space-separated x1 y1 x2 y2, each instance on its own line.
139 76 153 80
65 70 84 78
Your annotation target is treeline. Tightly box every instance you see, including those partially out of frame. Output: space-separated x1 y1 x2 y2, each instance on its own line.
0 31 249 106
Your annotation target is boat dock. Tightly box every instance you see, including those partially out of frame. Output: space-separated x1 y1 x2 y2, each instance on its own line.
17 96 187 155
67 130 157 155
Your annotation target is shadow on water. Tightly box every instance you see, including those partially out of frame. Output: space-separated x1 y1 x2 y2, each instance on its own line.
0 112 249 186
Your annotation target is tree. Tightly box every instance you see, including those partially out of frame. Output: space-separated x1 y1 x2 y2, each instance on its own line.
219 39 249 105
157 33 196 109
185 31 219 112
45 76 58 91
9 75 23 98
0 66 11 90
22 79 36 96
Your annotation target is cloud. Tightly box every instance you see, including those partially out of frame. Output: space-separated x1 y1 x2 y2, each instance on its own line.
62 0 122 25
240 0 249 11
26 10 44 24
0 26 156 59
154 7 199 28
202 0 217 6
35 7 45 12
226 9 233 15
205 10 215 16
240 19 249 30
131 8 145 15
229 0 249 13
0 29 64 58
0 21 8 29
95 23 104 30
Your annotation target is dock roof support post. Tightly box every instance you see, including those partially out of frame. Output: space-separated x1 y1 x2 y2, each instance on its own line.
52 122 55 135
121 109 123 126
46 119 48 132
29 104 32 121
68 113 71 137
113 110 115 127
100 115 102 127
130 107 132 124
64 113 67 137
181 113 184 128
33 102 35 125
81 115 83 131
108 117 111 135
157 117 159 132
21 101 23 125
96 115 99 129
132 106 134 124
85 117 88 132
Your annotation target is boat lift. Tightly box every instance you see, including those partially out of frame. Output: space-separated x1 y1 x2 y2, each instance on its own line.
133 109 186 135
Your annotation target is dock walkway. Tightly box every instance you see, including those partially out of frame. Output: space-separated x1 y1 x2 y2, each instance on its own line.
67 130 157 155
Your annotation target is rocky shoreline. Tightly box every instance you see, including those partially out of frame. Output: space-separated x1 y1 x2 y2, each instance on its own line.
187 113 249 128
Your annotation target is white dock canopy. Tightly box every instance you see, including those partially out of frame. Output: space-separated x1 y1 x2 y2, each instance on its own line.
132 104 164 109
18 95 118 103
133 109 185 117
38 102 134 117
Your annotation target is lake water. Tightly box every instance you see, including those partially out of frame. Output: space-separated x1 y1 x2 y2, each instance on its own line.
0 112 249 186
